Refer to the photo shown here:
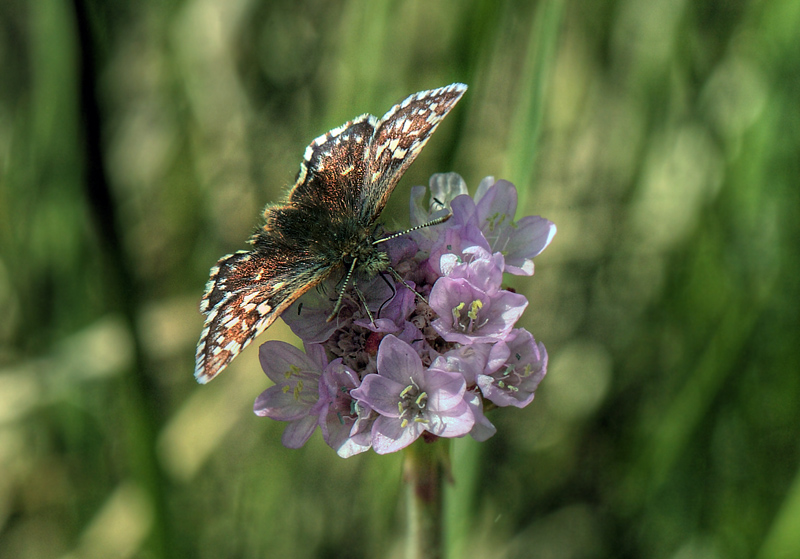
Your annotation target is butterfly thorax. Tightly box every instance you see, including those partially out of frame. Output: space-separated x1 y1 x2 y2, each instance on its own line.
336 221 391 279
349 234 391 278
266 201 390 280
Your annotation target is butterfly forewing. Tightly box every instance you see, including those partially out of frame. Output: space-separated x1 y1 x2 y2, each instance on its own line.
286 115 375 213
195 249 331 383
361 83 467 223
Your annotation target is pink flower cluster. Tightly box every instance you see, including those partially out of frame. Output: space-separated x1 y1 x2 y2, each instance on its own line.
254 174 556 457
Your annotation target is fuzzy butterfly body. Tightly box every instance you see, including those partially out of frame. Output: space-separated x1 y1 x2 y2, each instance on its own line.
195 83 467 383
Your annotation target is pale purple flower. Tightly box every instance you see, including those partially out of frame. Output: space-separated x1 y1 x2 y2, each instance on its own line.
430 343 493 385
429 173 470 209
254 341 325 448
439 246 505 294
474 177 557 276
427 225 491 277
429 345 497 441
410 173 469 249
480 329 548 408
317 359 372 458
350 335 474 454
429 277 528 345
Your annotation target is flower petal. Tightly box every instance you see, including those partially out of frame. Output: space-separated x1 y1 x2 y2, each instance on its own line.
503 216 557 275
476 179 518 227
280 414 320 449
258 341 323 384
375 335 424 385
350 373 404 417
371 415 423 454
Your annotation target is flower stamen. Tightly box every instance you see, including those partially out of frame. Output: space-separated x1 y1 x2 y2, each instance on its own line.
398 379 429 428
452 299 489 333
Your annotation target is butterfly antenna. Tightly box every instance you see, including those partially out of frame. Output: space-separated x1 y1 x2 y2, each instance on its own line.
372 212 452 245
327 257 360 322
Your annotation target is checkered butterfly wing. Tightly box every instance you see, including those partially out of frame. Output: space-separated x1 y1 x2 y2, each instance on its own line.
195 117 377 384
360 83 467 223
194 249 331 384
284 115 375 211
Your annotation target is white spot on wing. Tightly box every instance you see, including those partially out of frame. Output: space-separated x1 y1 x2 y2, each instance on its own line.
222 315 240 328
242 292 258 305
257 301 272 315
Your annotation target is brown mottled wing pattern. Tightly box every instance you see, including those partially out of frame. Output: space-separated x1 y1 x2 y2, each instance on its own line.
194 249 331 383
285 115 376 211
196 118 378 383
360 83 467 223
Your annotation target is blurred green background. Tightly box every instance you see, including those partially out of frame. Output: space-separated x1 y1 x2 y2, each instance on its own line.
2 0 799 558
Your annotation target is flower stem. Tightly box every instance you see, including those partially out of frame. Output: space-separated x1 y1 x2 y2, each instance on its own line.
403 436 451 559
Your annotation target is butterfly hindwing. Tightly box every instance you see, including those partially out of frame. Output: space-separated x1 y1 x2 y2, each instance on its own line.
361 83 467 222
195 249 332 383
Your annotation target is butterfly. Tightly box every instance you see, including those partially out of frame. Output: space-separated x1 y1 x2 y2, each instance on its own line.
195 83 467 383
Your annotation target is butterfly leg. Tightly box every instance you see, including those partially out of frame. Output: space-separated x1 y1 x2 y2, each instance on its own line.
353 284 376 325
327 257 360 322
387 266 427 305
